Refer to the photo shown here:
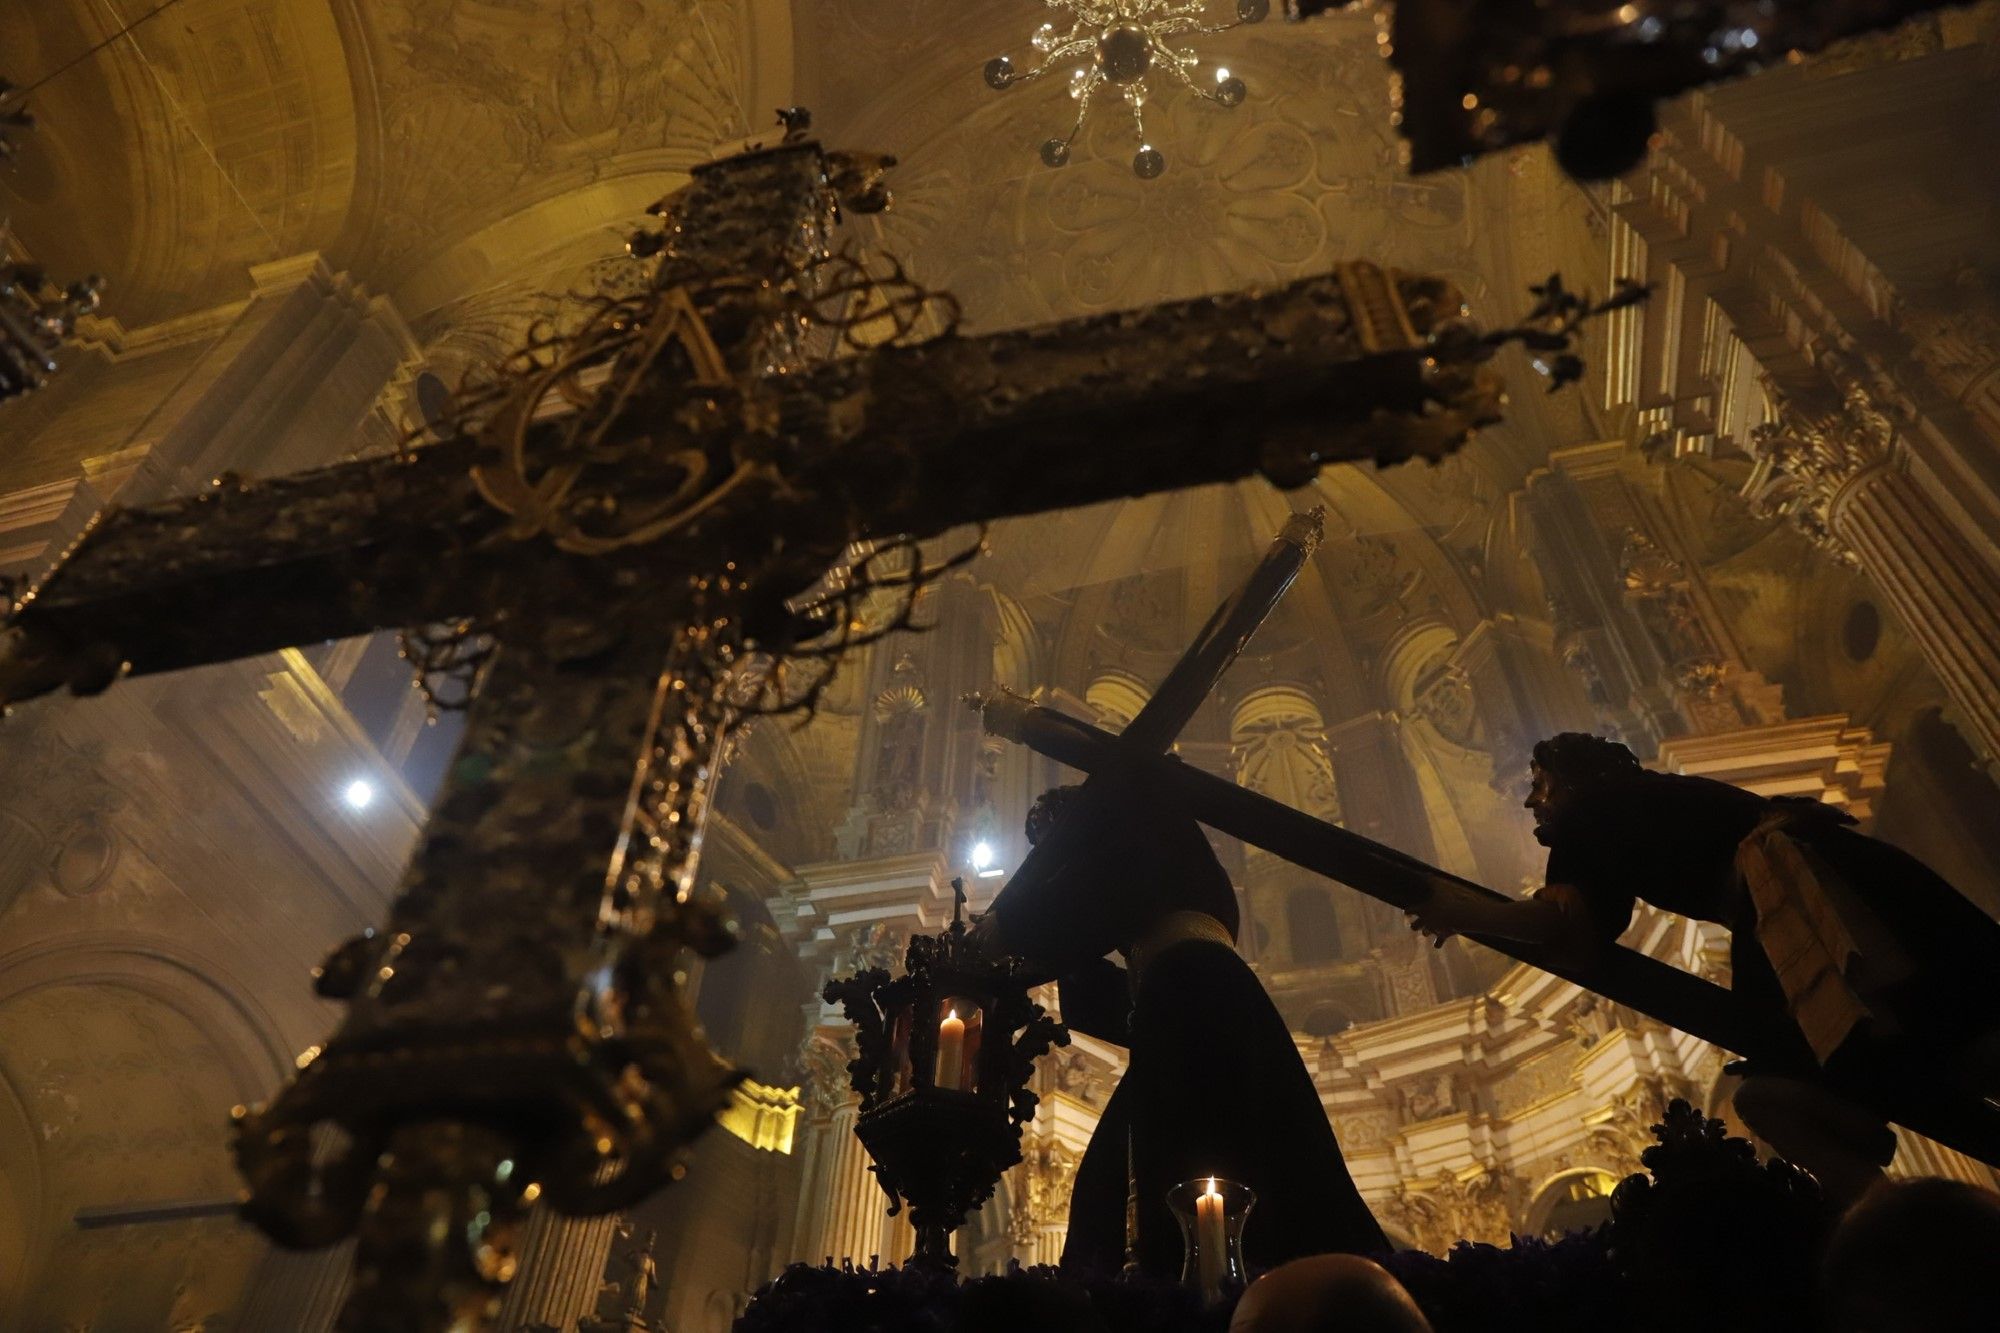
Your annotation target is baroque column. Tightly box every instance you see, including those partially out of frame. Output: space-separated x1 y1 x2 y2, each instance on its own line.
789 1030 891 1267
492 1207 623 1331
1746 376 2000 762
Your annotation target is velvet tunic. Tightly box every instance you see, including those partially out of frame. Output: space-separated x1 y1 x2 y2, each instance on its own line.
1057 932 1388 1274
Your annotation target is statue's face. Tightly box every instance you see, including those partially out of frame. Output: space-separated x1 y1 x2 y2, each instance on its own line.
1524 762 1562 827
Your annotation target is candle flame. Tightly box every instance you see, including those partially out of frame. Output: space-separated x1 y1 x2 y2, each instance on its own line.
946 1008 958 1021
1205 1177 1218 1196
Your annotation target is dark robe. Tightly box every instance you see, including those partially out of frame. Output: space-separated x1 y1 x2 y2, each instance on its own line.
1541 769 2000 1085
992 769 1386 1274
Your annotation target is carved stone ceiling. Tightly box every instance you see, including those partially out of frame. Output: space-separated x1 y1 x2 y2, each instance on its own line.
337 0 757 325
820 4 1491 330
803 2 1606 667
0 0 763 331
0 0 359 329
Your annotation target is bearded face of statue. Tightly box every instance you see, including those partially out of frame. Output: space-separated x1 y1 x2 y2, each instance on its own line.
1523 761 1566 829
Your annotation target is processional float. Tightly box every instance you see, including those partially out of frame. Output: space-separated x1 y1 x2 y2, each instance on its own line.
0 112 1584 1327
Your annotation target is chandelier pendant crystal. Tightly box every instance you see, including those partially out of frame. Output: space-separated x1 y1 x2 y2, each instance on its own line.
985 0 1269 178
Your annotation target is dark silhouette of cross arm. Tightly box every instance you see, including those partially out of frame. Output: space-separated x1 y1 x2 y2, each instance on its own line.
980 506 1326 982
976 692 2000 1167
0 271 1480 697
0 131 1513 1330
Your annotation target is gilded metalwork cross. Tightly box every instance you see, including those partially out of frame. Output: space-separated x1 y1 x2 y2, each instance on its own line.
0 132 1517 1328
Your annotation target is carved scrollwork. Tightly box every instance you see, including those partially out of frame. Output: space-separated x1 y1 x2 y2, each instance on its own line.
795 1030 862 1121
1379 1166 1519 1254
1007 1139 1080 1250
1743 374 1899 569
1231 688 1342 823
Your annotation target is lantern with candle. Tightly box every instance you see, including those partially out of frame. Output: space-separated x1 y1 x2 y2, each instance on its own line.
1166 1176 1255 1305
822 879 1068 1267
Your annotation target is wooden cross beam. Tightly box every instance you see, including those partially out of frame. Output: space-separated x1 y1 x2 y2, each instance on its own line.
0 132 1519 1329
975 692 2000 1167
1286 1 1981 178
983 506 1327 943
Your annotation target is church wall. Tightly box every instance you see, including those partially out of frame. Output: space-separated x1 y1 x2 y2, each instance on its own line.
1594 35 2000 772
0 195 434 1329
0 655 422 1327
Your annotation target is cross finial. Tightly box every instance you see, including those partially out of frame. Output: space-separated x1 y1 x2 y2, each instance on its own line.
1282 505 1327 557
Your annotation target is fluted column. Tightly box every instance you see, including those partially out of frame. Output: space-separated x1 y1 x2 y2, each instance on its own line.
788 1030 893 1267
793 1100 889 1266
1887 1129 2000 1190
1748 379 2000 762
491 1207 622 1331
233 1242 354 1332
1833 467 2000 762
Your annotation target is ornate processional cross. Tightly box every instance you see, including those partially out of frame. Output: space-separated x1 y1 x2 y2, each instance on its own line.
1 126 1553 1328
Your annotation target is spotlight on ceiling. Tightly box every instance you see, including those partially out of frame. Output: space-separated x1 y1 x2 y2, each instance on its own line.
343 778 376 811
971 840 996 870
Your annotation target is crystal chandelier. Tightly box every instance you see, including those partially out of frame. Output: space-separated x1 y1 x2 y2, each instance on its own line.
1 78 103 404
984 0 1270 179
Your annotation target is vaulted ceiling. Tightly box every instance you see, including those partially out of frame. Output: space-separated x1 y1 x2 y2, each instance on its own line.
0 1 791 333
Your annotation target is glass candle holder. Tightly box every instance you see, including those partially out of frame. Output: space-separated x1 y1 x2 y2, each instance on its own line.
1166 1176 1255 1304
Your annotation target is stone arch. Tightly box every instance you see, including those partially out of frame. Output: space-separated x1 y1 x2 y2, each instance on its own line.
0 0 361 328
1085 670 1152 732
986 585 1042 695
1382 620 1464 720
0 936 294 1329
1230 684 1338 820
1522 1167 1620 1238
700 1287 744 1333
719 716 829 867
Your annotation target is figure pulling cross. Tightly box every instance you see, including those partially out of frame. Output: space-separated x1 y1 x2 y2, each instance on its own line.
1408 732 2000 1206
0 115 1559 1328
972 509 1389 1277
974 691 2000 1180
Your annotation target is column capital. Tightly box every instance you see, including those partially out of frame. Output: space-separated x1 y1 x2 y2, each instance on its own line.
1743 376 1899 567
795 1027 862 1122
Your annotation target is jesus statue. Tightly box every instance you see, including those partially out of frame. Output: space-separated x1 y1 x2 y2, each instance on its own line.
977 761 1387 1275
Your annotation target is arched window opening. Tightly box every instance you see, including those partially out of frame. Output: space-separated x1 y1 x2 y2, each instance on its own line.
1528 1169 1620 1238
1286 887 1342 967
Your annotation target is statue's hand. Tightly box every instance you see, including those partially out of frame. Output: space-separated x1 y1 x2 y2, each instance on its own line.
1404 893 1464 948
967 909 1005 953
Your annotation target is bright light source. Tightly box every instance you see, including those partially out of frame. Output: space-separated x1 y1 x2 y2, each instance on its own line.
1214 66 1230 82
970 840 996 870
343 779 376 811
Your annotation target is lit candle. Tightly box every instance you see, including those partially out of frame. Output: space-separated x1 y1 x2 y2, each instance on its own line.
935 1008 966 1090
1195 1177 1226 1295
